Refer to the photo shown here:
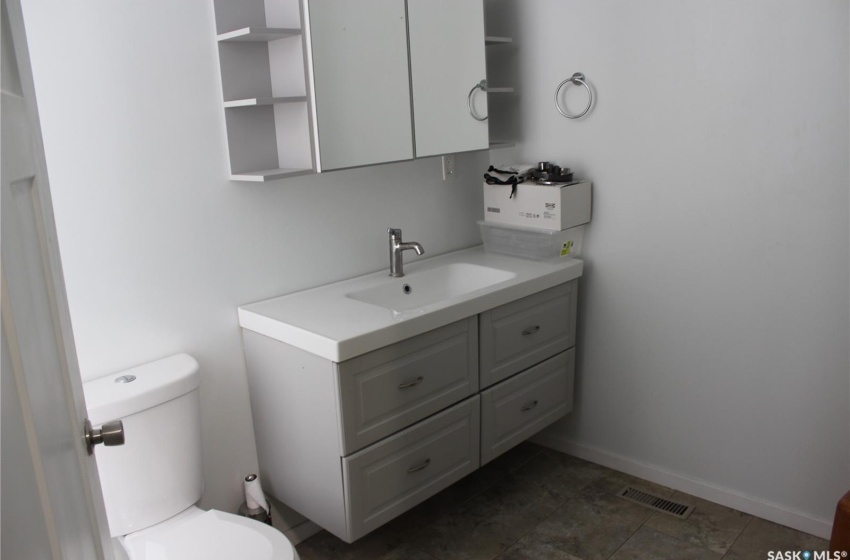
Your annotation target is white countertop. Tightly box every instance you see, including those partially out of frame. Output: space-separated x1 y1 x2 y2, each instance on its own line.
238 246 583 362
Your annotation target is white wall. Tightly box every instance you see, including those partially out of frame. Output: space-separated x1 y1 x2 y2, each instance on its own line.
485 0 850 538
21 0 489 529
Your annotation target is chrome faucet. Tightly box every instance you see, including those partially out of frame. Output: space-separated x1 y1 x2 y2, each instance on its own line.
387 228 424 277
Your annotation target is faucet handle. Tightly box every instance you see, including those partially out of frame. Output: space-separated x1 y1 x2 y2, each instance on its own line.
388 227 402 237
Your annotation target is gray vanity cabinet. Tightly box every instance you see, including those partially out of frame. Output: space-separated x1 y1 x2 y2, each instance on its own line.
242 316 480 543
480 349 575 465
241 281 577 543
479 281 577 388
343 397 480 539
336 318 479 454
477 282 578 465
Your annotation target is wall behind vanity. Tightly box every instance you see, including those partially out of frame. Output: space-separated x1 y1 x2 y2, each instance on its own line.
21 0 489 529
487 0 849 538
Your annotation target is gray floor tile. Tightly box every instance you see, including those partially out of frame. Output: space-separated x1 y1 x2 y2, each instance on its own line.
722 518 830 560
498 536 584 560
487 441 546 473
582 468 676 501
296 527 403 560
294 446 829 560
376 542 441 560
406 509 526 560
509 448 608 502
529 488 653 560
610 526 723 560
459 472 564 531
379 493 450 543
524 466 678 560
643 491 752 554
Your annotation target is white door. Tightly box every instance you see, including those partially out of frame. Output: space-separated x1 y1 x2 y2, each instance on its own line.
407 0 489 157
1 0 113 558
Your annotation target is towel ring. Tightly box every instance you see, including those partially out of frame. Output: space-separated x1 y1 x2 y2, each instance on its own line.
467 79 488 121
555 72 592 119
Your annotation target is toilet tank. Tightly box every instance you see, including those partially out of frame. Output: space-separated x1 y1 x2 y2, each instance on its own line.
84 354 203 537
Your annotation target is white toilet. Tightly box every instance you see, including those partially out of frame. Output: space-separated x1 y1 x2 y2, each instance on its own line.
84 353 299 560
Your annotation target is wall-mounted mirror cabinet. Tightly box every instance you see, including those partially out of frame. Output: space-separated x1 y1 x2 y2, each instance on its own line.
214 0 507 181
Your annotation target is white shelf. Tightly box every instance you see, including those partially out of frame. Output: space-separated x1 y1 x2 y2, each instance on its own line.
223 96 308 108
485 36 513 45
217 27 301 42
484 31 515 150
230 168 315 182
214 1 315 183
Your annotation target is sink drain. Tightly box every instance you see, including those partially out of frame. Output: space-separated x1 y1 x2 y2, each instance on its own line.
402 284 412 295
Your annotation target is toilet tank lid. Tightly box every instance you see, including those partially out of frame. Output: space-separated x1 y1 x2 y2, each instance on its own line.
84 354 201 425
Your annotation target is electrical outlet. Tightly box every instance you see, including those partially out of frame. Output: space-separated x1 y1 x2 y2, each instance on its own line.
441 154 455 181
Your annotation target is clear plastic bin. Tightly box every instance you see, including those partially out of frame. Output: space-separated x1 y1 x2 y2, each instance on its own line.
478 220 584 260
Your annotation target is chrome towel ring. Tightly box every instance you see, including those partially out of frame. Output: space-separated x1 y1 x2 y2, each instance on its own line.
467 79 488 121
555 72 593 119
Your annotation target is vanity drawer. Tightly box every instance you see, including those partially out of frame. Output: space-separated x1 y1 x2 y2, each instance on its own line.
480 349 574 465
343 396 480 541
337 317 478 454
479 281 576 388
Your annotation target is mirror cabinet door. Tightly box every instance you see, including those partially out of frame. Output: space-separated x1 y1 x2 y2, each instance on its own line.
407 0 489 158
307 0 414 171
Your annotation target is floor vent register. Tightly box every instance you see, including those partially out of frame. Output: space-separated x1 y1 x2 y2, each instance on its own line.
617 487 694 520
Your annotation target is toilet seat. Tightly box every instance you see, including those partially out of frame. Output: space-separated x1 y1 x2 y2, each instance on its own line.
119 506 298 560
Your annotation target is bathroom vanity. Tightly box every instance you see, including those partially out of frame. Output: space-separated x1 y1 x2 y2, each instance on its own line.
238 247 582 542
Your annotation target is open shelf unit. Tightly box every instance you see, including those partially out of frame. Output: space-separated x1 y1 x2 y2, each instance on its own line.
229 167 316 182
223 96 308 108
483 32 516 150
213 1 316 181
217 27 301 42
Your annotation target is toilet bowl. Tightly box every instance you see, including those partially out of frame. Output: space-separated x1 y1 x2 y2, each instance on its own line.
84 354 299 560
115 506 293 560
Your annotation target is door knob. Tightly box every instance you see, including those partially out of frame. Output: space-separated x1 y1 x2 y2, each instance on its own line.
84 418 125 455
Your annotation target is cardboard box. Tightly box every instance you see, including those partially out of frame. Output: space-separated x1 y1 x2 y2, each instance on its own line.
483 179 592 231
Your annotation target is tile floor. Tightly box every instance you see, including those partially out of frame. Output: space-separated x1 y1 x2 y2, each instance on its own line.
295 443 830 560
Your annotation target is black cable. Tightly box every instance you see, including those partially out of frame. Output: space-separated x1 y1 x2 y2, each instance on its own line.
483 172 523 198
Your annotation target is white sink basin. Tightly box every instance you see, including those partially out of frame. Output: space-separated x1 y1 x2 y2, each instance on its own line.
239 245 583 362
346 263 516 312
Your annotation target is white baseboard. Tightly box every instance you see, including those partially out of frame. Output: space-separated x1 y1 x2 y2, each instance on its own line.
531 432 834 540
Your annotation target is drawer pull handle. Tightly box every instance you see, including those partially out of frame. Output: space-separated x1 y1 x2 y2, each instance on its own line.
522 325 541 336
407 458 431 473
397 376 424 389
521 400 539 412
